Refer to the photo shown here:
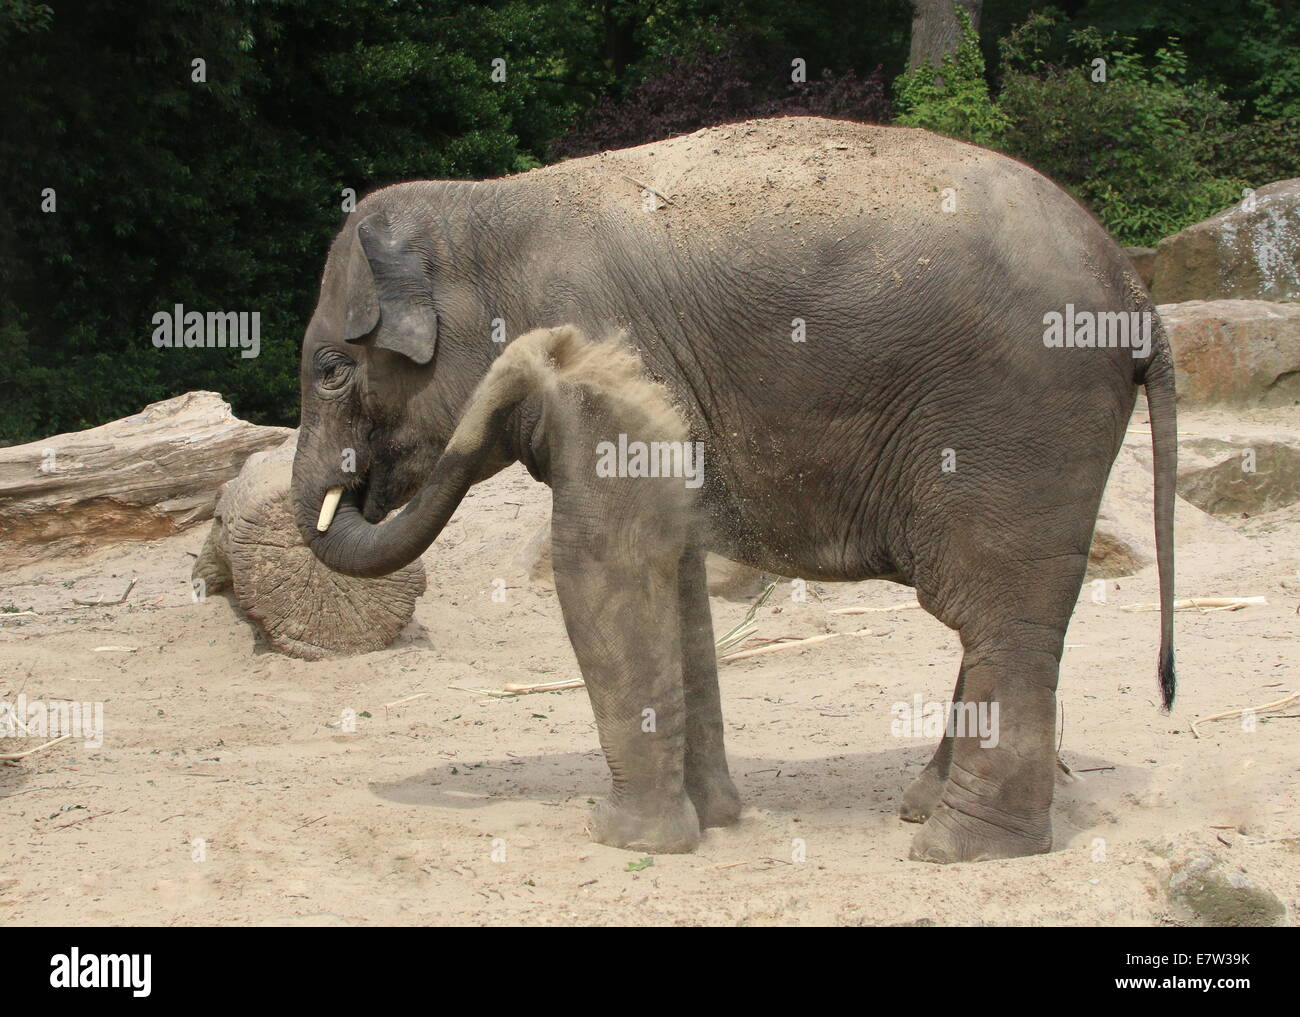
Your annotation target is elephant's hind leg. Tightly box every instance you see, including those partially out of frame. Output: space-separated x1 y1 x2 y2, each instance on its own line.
907 555 1085 863
678 545 742 828
899 665 964 823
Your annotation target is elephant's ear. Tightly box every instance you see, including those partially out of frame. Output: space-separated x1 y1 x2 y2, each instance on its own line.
342 211 438 366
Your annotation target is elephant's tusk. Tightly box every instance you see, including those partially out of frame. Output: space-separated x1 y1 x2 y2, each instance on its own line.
317 487 344 532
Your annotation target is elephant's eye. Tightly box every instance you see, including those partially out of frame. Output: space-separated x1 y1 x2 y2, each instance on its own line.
314 349 355 392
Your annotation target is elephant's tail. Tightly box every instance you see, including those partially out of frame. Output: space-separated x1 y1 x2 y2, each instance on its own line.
1141 319 1178 711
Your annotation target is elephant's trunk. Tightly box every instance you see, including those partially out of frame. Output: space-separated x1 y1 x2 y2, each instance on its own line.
294 327 565 578
295 458 472 579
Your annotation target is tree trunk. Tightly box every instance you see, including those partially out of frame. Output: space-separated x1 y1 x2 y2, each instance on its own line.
908 0 982 70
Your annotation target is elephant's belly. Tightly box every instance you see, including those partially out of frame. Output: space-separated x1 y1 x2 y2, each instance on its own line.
696 463 905 584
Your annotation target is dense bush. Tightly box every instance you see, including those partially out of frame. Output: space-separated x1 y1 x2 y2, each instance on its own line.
555 32 890 158
995 13 1247 246
893 8 1255 247
0 0 595 445
1209 115 1300 189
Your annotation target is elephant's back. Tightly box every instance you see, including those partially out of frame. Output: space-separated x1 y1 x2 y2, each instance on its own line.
512 117 1139 330
511 117 1084 251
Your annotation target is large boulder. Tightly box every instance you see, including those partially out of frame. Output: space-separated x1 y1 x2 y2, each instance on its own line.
1175 437 1300 517
0 392 290 567
1158 299 1300 408
1152 178 1300 303
1121 424 1300 518
193 434 426 660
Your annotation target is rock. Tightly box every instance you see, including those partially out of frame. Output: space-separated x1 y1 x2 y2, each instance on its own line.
1174 437 1300 516
0 391 291 567
1152 178 1300 303
193 433 426 660
1123 419 1300 517
1157 299 1300 408
1088 447 1249 578
1166 851 1287 927
1123 246 1157 289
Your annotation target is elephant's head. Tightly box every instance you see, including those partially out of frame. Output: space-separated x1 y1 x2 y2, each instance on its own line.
291 198 522 578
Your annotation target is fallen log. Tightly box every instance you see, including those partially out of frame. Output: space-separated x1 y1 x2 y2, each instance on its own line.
0 392 291 567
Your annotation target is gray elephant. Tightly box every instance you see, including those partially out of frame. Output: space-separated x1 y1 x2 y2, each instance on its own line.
291 117 1177 863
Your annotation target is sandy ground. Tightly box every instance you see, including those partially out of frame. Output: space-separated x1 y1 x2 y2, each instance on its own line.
2 410 1297 927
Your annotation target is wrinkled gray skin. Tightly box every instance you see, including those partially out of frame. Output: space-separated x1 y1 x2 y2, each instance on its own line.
292 119 1177 862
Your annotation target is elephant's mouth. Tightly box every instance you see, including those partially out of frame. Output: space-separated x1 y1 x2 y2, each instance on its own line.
315 472 389 534
357 472 389 524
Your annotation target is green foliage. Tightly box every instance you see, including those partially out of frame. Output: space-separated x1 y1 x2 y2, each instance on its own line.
616 0 913 85
1209 115 1300 188
1236 0 1300 119
0 0 599 445
993 10 1247 246
894 9 1009 147
1 0 1295 445
0 0 49 39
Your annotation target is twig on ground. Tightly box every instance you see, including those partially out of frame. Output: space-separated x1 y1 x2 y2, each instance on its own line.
1056 757 1083 782
73 578 137 607
54 808 118 831
383 692 432 710
1192 691 1300 739
502 678 585 694
714 582 777 656
0 734 72 762
447 685 513 699
830 601 921 615
449 678 585 698
720 628 873 662
1120 596 1265 613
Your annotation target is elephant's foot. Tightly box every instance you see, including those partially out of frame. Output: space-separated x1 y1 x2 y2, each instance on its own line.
909 799 1051 863
685 767 742 829
899 766 945 824
589 792 701 854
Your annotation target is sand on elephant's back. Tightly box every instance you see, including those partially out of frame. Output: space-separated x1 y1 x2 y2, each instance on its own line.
508 117 1028 236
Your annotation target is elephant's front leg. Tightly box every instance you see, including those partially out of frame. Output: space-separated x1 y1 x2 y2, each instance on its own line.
678 545 742 828
551 510 701 854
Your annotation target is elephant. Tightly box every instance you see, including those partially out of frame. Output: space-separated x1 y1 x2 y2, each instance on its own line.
291 117 1177 863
